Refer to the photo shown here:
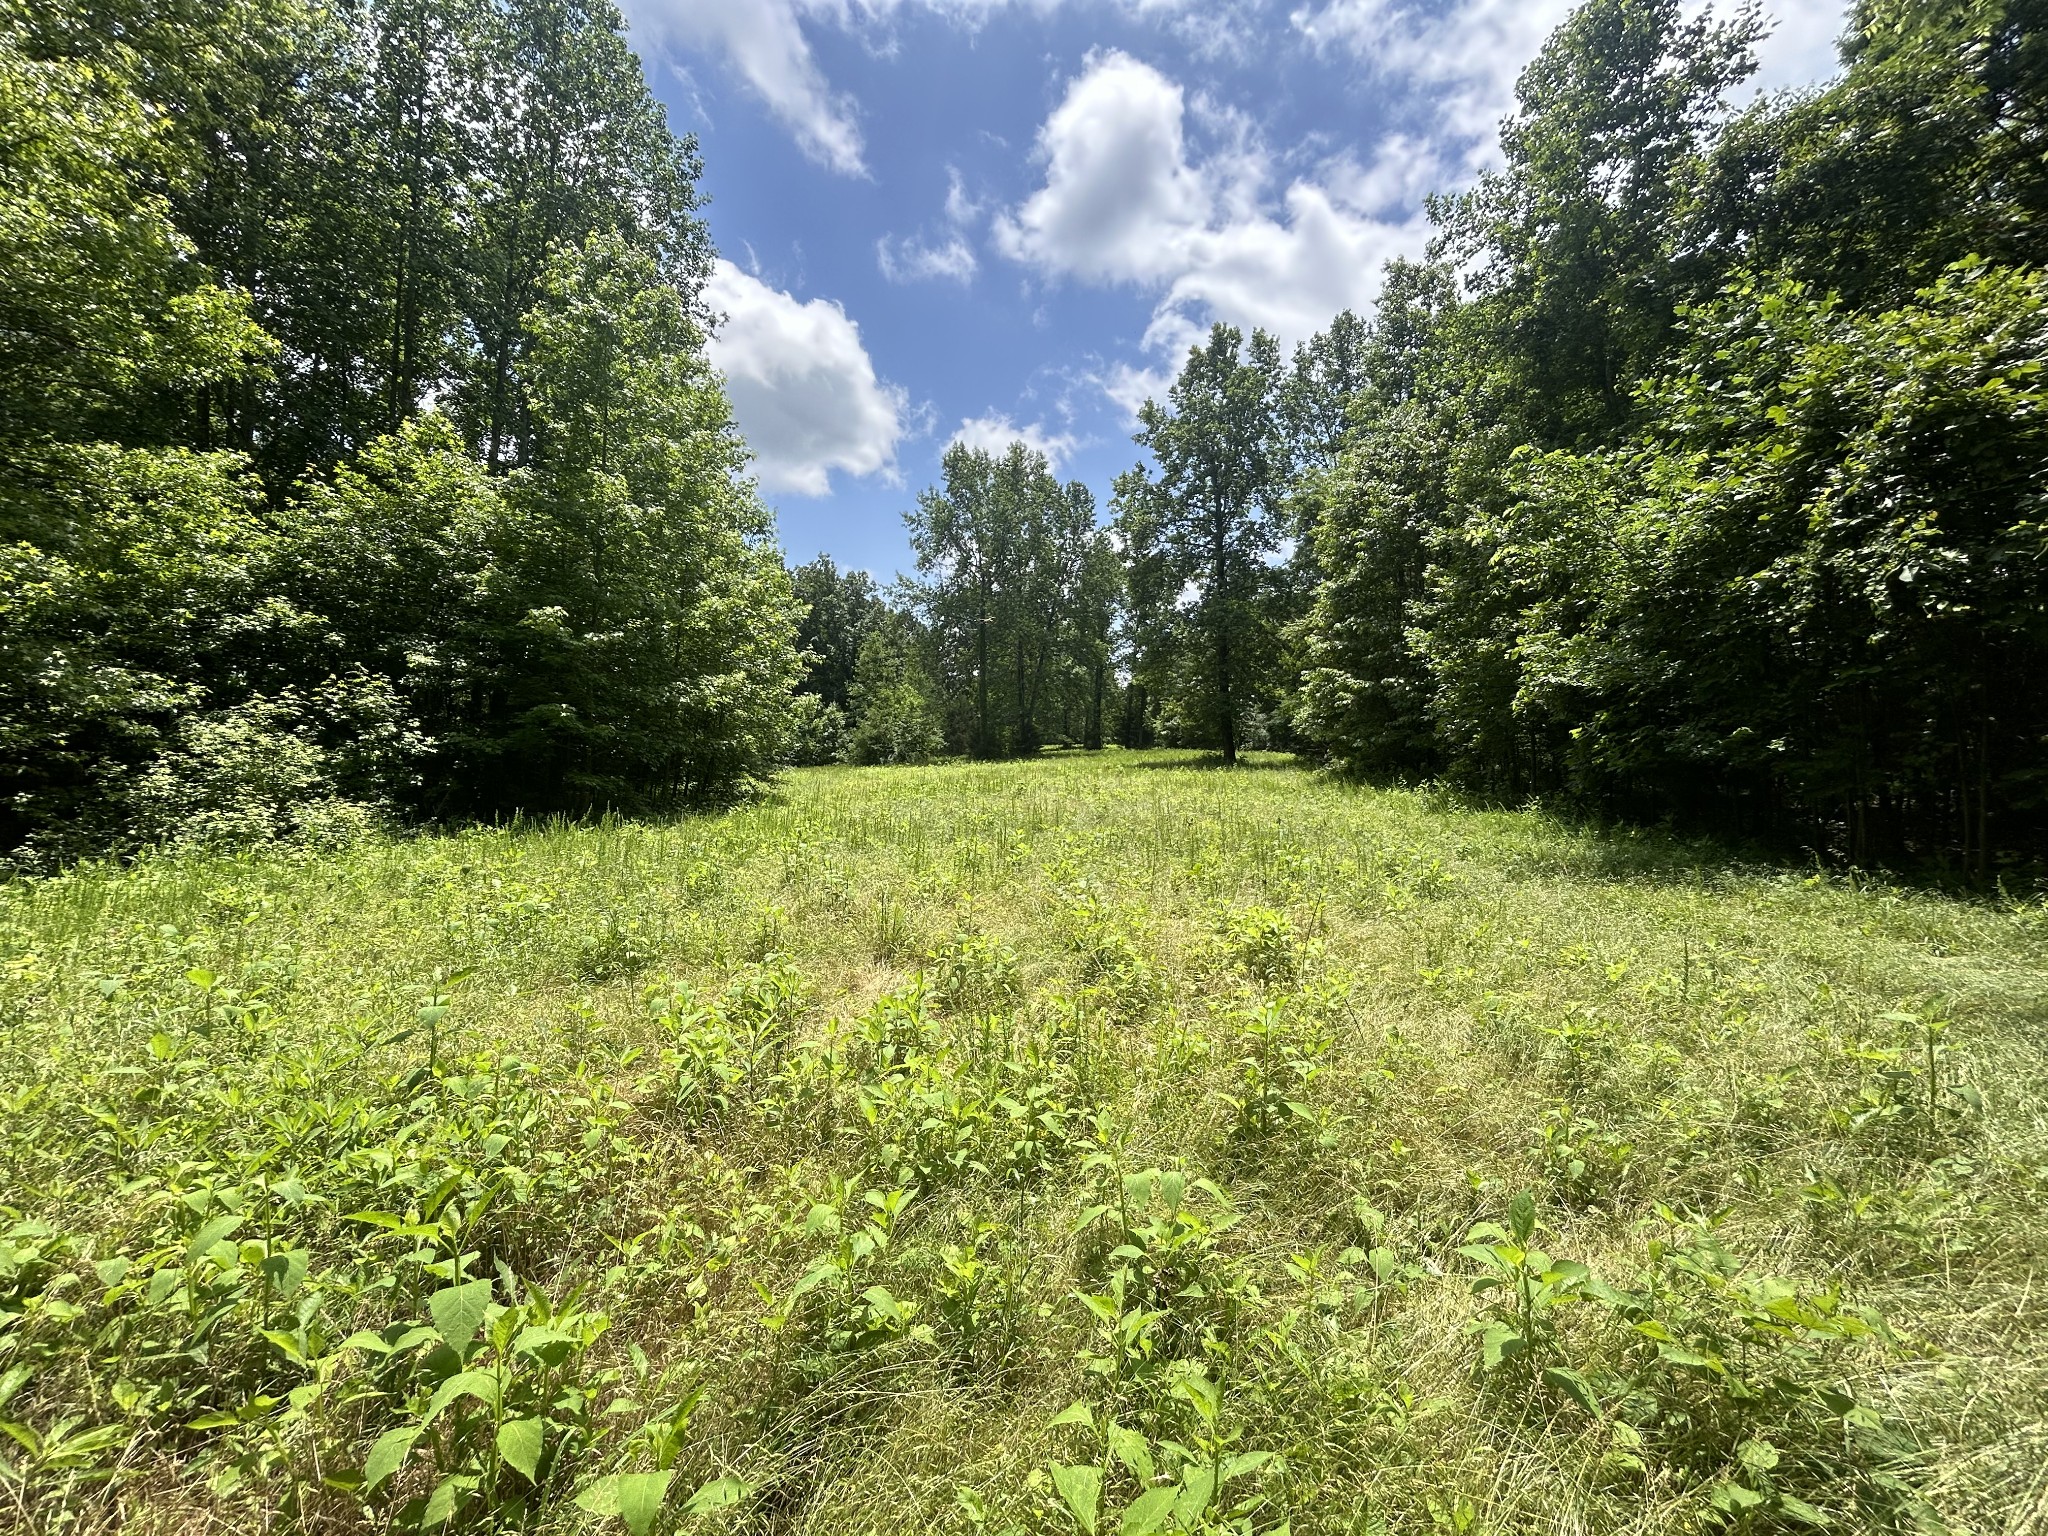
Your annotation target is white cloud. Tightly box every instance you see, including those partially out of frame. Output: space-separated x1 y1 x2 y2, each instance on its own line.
878 166 983 284
628 0 868 175
878 234 979 284
994 51 1427 353
950 413 1079 468
704 258 907 496
1098 361 1174 422
1292 0 1578 161
1290 0 1850 169
943 165 981 227
622 0 1226 177
995 51 1214 284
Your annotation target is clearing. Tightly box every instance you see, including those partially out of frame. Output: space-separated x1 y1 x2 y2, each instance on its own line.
2 751 2044 1535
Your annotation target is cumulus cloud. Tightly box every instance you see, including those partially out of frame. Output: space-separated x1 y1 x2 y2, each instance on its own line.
995 52 1214 284
1290 0 1576 158
705 259 907 497
1097 361 1174 423
994 51 1428 357
950 413 1079 468
622 0 1228 177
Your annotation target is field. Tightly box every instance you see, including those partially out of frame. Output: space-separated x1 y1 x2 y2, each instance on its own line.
3 751 2045 1536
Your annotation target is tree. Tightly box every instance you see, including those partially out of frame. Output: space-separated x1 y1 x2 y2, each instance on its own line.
905 440 1106 757
0 0 796 855
846 615 945 767
1508 264 2048 867
1116 323 1288 764
1436 0 1762 447
0 29 268 532
1292 0 2048 867
790 556 886 715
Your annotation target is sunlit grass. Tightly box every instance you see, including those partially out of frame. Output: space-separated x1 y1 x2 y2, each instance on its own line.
2 751 2043 1534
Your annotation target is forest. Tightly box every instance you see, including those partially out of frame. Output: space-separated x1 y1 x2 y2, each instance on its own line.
2 1 2046 1534
4 0 2044 875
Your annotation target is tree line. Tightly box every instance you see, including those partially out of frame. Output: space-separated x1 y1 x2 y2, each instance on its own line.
796 0 2045 872
5 0 2043 877
1 0 797 861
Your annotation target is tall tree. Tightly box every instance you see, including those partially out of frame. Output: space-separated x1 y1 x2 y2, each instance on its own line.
1436 0 1761 447
906 440 1102 757
790 556 886 715
1116 323 1288 764
0 0 796 856
907 443 1007 757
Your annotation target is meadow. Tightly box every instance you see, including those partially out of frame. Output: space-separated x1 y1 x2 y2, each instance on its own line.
2 751 2044 1536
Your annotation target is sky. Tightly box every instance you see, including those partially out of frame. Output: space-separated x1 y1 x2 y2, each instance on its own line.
618 0 1855 580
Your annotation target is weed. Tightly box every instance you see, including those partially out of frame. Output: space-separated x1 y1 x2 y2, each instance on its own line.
0 752 2037 1535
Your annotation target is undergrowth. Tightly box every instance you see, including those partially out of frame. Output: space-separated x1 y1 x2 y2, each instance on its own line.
2 751 2043 1535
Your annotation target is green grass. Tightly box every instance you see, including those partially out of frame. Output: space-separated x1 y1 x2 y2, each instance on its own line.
3 750 2045 1536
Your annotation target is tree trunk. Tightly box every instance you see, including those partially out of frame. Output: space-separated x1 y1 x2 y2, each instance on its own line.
1213 512 1235 765
974 582 991 759
1087 658 1105 750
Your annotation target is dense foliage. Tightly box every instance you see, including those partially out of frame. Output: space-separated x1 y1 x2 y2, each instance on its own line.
0 0 797 862
904 443 1120 759
1097 0 2048 871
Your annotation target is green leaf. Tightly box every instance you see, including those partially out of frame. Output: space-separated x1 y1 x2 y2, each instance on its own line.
423 1370 500 1424
1736 1439 1781 1473
1120 1485 1177 1536
1051 1463 1102 1535
1710 1481 1767 1514
1479 1322 1526 1371
1171 1372 1220 1425
363 1426 420 1490
184 1215 244 1270
428 1278 494 1351
1175 1465 1217 1527
1220 1450 1275 1484
1047 1401 1095 1430
260 1249 309 1299
682 1476 750 1515
1779 1495 1831 1527
0 1367 32 1411
496 1418 544 1482
615 1471 675 1536
1108 1427 1153 1482
1653 1340 1724 1374
1508 1190 1537 1245
423 1472 477 1526
261 1329 310 1365
577 1472 681 1534
1541 1366 1601 1416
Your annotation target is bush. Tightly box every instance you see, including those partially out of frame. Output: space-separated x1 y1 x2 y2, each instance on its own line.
783 693 850 766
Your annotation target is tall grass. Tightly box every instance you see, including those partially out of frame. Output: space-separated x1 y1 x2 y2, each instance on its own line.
2 751 2043 1535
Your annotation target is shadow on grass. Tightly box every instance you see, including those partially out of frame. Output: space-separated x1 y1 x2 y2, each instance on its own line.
1115 751 1303 773
1335 770 2045 901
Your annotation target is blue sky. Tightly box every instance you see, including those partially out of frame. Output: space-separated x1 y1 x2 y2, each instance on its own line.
619 0 1852 579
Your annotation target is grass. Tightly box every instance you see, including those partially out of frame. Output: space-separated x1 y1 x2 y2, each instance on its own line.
2 749 2045 1536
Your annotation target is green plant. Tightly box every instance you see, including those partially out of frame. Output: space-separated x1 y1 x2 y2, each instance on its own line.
1043 1372 1286 1536
1222 998 1332 1142
1458 1191 1595 1399
344 1275 611 1529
